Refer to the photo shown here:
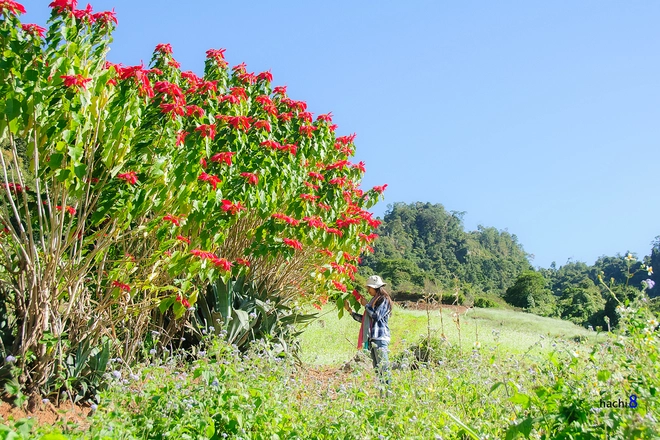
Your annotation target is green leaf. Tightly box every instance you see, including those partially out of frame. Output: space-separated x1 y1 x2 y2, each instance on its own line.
74 163 87 180
597 370 611 382
489 382 504 394
510 392 530 407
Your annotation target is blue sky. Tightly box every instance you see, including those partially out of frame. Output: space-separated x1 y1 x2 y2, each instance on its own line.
23 1 660 268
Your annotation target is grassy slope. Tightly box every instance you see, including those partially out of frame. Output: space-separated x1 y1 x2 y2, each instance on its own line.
298 305 597 366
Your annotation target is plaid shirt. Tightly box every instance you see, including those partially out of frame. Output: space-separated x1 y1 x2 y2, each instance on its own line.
351 297 391 342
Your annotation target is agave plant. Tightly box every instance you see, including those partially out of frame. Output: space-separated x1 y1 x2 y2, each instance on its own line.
191 276 317 353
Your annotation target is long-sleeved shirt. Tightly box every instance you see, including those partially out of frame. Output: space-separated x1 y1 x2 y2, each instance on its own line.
351 296 391 342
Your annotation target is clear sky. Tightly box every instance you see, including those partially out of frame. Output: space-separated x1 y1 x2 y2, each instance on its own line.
22 1 660 268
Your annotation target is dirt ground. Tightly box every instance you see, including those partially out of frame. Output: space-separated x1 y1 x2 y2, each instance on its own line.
0 396 93 429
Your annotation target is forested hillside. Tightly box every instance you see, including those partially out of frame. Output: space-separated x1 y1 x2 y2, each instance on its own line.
359 202 659 329
360 202 532 295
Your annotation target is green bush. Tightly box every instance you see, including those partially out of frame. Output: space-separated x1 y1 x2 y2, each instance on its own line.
474 296 498 308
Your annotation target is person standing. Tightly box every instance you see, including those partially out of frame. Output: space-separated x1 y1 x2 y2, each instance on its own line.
345 275 393 389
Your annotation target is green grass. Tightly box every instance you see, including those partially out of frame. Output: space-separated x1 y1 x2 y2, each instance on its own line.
298 305 597 366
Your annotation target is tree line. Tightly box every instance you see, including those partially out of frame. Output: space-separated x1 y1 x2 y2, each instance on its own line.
359 202 658 328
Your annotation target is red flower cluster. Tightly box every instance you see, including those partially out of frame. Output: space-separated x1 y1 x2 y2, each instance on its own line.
210 151 235 166
300 193 319 202
325 160 349 170
359 232 378 242
206 48 228 68
21 24 45 37
198 172 221 190
1 0 26 14
332 280 347 293
317 112 333 122
114 63 154 97
190 249 232 271
163 214 181 226
186 105 204 118
303 216 326 229
60 74 92 90
240 172 258 185
271 213 299 226
299 112 313 123
282 238 303 250
221 199 245 215
253 120 271 132
111 280 131 292
226 115 253 132
49 0 75 13
155 43 173 55
273 85 287 95
308 172 324 181
259 140 297 155
318 249 333 257
4 182 26 193
299 125 317 138
257 70 273 82
117 171 138 185
176 130 189 146
56 205 76 215
176 235 190 244
372 184 388 193
195 124 216 139
176 293 191 308
236 258 250 267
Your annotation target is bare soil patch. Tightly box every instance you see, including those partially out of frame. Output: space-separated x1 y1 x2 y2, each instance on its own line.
0 397 91 429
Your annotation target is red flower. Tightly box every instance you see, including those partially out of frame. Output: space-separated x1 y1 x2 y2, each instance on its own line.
299 125 317 138
260 140 281 151
176 130 189 146
303 181 319 191
303 216 326 229
238 72 257 84
318 202 331 211
300 193 319 202
49 0 76 13
60 74 92 90
198 172 221 190
1 0 26 14
168 58 181 69
257 70 273 82
372 184 388 193
155 43 173 54
200 158 207 168
92 9 117 25
271 213 299 226
206 48 227 67
195 124 216 140
117 171 138 185
324 227 343 237
254 120 271 132
240 172 258 185
176 235 190 244
235 258 250 267
232 62 247 73
325 160 349 170
221 199 245 215
329 177 347 187
21 24 45 37
229 87 248 101
318 249 333 257
111 280 131 292
210 151 235 166
278 112 293 122
336 133 357 145
282 238 303 251
352 161 366 173
332 280 347 293
72 3 94 22
186 105 204 118
299 112 313 124
317 112 333 122
213 257 233 271
163 214 181 226
176 294 191 308
226 116 252 132
55 205 76 215
273 85 287 95
308 172 324 181
160 103 185 119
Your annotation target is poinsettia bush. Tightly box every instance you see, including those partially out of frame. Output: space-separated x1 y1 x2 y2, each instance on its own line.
0 0 384 397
